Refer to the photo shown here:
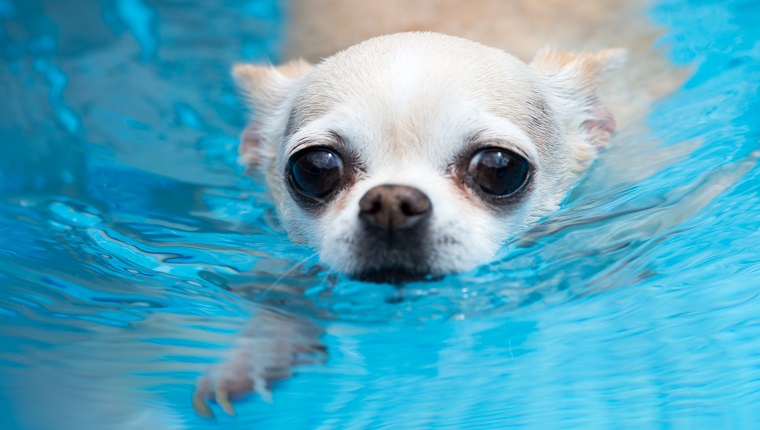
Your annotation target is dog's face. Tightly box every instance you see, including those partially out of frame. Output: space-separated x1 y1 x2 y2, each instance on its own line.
234 33 622 282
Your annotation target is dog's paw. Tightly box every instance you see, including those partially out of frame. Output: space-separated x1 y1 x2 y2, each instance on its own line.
193 375 247 418
192 344 262 418
192 311 326 418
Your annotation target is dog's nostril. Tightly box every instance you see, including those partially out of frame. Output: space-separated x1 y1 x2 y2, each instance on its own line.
400 202 413 216
358 184 431 232
359 194 382 214
370 200 383 214
401 195 431 216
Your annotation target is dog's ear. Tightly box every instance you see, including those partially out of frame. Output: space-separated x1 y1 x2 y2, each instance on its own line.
232 59 312 166
530 48 625 149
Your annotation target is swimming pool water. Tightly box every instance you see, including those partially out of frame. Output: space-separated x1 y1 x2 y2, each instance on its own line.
1 0 759 428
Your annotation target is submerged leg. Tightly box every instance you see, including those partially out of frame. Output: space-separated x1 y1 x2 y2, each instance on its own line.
192 308 327 418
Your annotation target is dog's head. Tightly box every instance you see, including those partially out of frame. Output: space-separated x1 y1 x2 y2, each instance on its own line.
234 33 623 282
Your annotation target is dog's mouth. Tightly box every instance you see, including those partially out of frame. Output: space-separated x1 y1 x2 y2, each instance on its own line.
351 267 444 284
348 225 441 284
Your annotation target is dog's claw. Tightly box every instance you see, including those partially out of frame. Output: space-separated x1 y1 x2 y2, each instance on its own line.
257 380 273 404
216 387 236 416
192 389 214 419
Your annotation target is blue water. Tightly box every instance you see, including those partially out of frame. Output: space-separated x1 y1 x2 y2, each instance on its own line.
1 0 759 428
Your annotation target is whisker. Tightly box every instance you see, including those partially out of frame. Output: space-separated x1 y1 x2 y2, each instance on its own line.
255 251 320 302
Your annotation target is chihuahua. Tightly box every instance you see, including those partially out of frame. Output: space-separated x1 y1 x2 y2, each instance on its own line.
193 0 684 417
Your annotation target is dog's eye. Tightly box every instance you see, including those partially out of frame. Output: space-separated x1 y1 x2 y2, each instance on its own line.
467 148 530 196
289 148 344 199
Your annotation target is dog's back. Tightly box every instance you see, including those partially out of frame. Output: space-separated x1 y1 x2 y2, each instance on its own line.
284 0 686 126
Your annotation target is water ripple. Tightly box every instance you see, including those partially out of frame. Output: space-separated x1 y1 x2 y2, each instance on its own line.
1 0 760 428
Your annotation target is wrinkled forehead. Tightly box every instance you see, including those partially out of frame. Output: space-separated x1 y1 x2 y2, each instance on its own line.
285 41 554 166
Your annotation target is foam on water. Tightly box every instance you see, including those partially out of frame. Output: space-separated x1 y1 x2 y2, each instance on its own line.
1 0 759 428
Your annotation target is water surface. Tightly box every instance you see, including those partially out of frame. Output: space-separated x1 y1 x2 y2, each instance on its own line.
1 0 759 428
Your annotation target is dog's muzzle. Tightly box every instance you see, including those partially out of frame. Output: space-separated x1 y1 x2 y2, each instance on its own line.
352 184 433 283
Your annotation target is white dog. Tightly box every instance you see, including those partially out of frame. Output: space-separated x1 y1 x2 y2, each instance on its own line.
193 0 684 416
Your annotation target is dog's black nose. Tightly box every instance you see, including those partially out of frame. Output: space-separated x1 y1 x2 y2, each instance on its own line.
358 184 431 232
